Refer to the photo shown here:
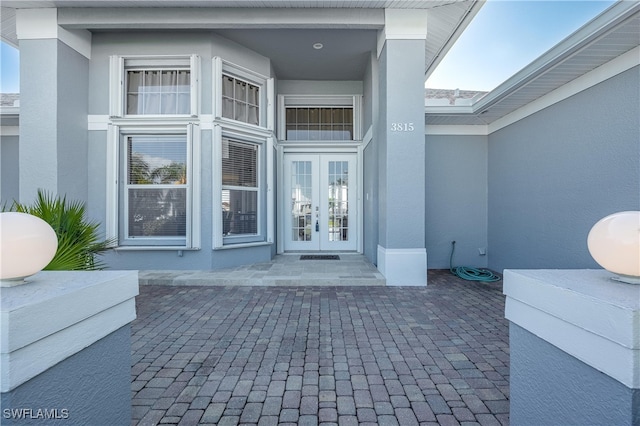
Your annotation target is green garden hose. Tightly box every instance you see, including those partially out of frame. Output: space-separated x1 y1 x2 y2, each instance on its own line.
449 241 501 282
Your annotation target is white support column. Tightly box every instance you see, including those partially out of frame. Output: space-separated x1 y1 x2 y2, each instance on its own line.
376 9 429 286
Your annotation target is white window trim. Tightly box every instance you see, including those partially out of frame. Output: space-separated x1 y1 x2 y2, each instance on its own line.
106 123 201 249
212 124 273 249
213 57 274 130
277 94 362 142
109 54 200 119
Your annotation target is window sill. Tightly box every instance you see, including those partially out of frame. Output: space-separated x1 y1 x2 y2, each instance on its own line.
114 246 200 251
213 241 272 251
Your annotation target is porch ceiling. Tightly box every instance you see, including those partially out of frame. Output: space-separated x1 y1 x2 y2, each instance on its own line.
0 0 480 81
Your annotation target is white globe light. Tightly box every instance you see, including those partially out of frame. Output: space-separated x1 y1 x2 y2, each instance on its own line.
587 211 640 284
0 212 58 285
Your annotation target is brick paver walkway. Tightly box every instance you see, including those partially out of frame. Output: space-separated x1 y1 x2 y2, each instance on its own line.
131 271 509 425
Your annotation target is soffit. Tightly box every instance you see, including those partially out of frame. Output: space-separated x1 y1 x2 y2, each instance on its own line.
426 1 640 126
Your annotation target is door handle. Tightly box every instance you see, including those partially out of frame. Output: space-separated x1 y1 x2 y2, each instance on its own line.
315 220 319 232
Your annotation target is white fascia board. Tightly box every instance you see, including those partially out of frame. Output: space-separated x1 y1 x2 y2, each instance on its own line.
16 8 91 59
426 46 639 133
58 7 384 30
424 105 474 114
489 46 640 133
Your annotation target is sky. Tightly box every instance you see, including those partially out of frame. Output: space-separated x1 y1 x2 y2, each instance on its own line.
0 0 618 94
425 0 616 91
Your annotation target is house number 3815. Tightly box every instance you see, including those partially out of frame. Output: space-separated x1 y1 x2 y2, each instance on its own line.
390 122 415 132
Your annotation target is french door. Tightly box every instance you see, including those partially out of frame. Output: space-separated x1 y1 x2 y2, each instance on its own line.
284 153 357 251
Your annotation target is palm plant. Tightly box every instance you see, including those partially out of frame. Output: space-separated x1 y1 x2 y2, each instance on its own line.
9 189 114 270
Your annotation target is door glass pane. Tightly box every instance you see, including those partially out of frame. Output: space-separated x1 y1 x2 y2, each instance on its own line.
291 161 313 242
328 161 348 241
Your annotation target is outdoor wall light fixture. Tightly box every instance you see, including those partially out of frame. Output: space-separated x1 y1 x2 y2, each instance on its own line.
0 212 58 286
587 211 640 284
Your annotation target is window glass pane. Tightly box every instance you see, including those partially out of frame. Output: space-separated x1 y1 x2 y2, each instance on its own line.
177 94 190 115
296 108 309 124
234 100 247 122
222 76 234 97
248 105 259 126
145 71 162 94
248 85 259 105
222 189 257 235
309 108 320 124
161 70 177 92
222 98 234 120
127 71 143 93
128 136 187 185
177 71 190 93
128 188 186 237
222 140 257 187
235 80 247 102
126 68 190 115
343 109 353 124
286 108 297 124
222 74 260 125
331 108 344 124
161 94 177 114
127 94 139 115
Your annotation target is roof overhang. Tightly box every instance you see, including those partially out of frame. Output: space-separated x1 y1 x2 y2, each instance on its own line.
426 0 640 126
0 0 482 81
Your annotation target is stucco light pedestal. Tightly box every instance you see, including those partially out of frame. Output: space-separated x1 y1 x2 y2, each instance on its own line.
0 271 139 426
504 269 640 426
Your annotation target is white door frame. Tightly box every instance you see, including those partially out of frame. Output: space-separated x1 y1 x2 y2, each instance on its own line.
277 144 363 254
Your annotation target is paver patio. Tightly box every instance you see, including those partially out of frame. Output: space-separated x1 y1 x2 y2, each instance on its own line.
131 270 509 426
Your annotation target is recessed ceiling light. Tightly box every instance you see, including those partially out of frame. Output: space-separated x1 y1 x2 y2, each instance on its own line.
313 43 324 50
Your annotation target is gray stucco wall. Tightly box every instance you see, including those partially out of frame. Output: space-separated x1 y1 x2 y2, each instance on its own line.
510 323 639 426
88 32 274 270
363 52 378 264
364 142 379 264
425 135 488 269
19 40 89 204
1 326 131 426
1 135 19 205
488 67 640 272
56 41 89 203
19 39 58 204
377 39 426 249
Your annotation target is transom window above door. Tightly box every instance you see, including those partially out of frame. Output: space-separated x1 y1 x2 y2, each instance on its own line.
285 107 353 141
